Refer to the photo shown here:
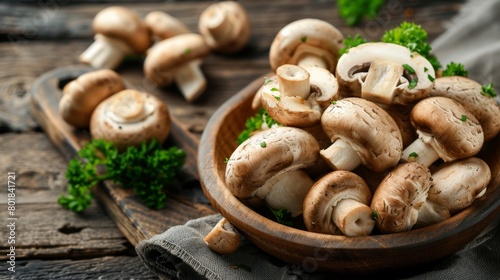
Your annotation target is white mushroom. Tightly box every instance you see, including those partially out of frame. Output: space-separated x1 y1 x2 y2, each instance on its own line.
302 171 375 237
204 218 240 254
401 96 484 166
336 42 435 105
80 6 151 69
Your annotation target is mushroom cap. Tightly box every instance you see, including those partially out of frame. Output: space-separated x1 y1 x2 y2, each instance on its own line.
371 162 432 233
260 65 338 128
269 18 344 72
410 96 484 162
90 89 170 151
380 104 417 149
145 11 191 41
225 126 320 199
203 218 240 254
59 69 126 128
92 6 151 53
198 1 251 53
302 170 372 235
428 157 491 214
336 42 435 105
321 97 403 173
429 76 500 141
144 33 210 87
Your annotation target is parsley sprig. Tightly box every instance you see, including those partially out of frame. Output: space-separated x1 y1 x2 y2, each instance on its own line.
441 62 468 77
337 0 385 26
58 139 186 212
237 108 281 145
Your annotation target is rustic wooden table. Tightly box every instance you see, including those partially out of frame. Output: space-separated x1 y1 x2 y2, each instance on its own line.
0 0 479 278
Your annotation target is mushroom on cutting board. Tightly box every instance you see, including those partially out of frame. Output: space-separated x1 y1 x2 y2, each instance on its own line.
371 162 432 233
90 89 170 151
269 18 344 72
428 157 491 214
145 11 190 43
198 1 250 54
320 97 403 173
225 127 319 213
336 42 435 105
80 6 151 69
144 33 211 102
303 170 375 237
204 218 240 254
59 69 126 128
401 96 484 166
260 64 339 128
429 76 500 141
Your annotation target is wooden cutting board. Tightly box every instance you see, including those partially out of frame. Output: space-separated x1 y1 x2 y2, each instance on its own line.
29 65 219 245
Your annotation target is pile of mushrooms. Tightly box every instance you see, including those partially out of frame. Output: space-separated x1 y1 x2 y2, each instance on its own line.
214 18 499 254
79 3 251 103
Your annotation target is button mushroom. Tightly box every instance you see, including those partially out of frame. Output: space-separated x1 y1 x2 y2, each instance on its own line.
90 89 170 151
144 11 191 43
260 64 339 128
371 162 432 233
59 69 126 128
204 218 240 254
428 157 491 214
302 170 375 237
429 76 500 141
269 18 344 72
320 97 403 173
144 33 211 103
336 42 435 105
225 126 319 200
401 96 484 166
198 1 250 54
79 6 151 69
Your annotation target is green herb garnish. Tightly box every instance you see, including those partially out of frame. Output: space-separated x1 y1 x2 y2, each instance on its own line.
260 141 267 148
408 78 418 89
441 62 468 77
339 34 367 56
271 87 279 92
402 64 415 74
301 36 307 43
264 77 272 84
236 108 281 145
337 0 385 26
428 74 435 82
372 210 379 221
268 207 293 226
408 152 418 159
184 48 191 55
461 115 468 122
481 82 497 97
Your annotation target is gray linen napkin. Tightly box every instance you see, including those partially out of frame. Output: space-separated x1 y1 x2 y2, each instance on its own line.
136 1 500 279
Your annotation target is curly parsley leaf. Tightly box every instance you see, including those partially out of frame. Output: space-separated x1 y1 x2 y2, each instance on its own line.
58 139 186 212
268 207 293 227
337 0 385 26
237 108 281 145
482 82 497 98
441 62 468 77
339 34 367 56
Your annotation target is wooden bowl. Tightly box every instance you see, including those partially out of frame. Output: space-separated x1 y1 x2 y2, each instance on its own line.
198 75 500 274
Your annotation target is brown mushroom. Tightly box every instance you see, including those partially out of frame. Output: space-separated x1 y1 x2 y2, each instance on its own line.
145 11 190 42
144 33 211 102
79 6 151 69
336 42 435 105
320 97 403 173
90 89 170 151
59 69 126 128
303 171 375 237
429 76 500 141
260 64 338 128
401 96 484 166
198 1 250 53
269 18 344 72
204 218 240 254
371 162 432 233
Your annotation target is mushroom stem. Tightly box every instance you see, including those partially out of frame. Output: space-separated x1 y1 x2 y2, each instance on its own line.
276 64 311 99
173 59 207 103
333 199 375 236
204 6 233 45
414 200 450 228
292 44 331 70
204 218 240 254
80 34 132 69
320 139 362 171
109 90 155 123
361 60 404 105
401 137 440 167
298 54 328 69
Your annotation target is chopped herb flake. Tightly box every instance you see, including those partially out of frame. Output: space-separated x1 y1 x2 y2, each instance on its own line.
268 206 293 226
274 95 281 101
461 115 468 122
424 67 428 72
271 87 279 92
224 158 229 164
301 36 307 43
402 64 415 74
372 210 378 221
260 141 267 148
264 77 272 84
331 100 337 105
481 82 497 97
428 74 435 82
409 78 418 89
184 48 191 55
409 152 418 158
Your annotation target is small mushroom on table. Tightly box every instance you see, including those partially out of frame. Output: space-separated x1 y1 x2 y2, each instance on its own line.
90 89 170 151
429 76 500 141
80 6 151 69
302 170 375 237
336 42 435 105
225 127 319 216
144 11 191 43
198 1 251 54
204 218 240 254
320 97 403 173
269 18 344 72
144 33 211 103
371 162 432 233
260 64 339 128
59 69 126 128
401 96 484 166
